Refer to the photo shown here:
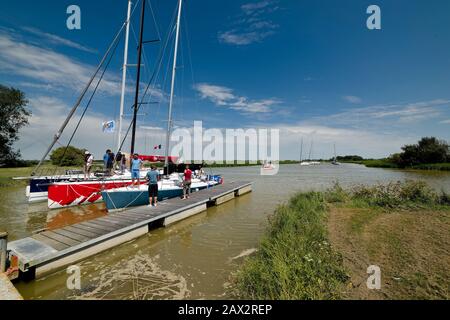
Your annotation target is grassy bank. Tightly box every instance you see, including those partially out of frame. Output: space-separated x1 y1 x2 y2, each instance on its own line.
232 191 348 299
233 181 450 300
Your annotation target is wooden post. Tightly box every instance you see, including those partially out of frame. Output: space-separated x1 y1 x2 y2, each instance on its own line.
0 231 7 273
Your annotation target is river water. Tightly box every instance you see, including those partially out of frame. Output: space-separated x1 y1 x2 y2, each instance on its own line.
1 164 449 299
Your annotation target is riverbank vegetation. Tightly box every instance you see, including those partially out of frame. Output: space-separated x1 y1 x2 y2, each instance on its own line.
0 85 31 168
233 180 450 300
339 137 450 171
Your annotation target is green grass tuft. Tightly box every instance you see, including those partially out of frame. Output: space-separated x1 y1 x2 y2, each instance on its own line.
232 192 348 300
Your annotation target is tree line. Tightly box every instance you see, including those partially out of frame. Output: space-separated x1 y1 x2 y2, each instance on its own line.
389 137 449 168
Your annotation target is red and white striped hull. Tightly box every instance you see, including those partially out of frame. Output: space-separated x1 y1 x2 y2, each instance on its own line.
47 179 147 209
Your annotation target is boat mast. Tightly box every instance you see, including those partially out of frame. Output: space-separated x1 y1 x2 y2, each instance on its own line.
117 0 132 151
164 0 183 173
334 143 337 161
300 137 303 162
308 140 313 161
130 0 146 157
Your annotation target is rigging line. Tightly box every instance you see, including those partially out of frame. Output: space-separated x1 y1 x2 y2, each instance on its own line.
117 5 176 148
178 24 185 124
147 0 161 40
117 4 178 154
53 34 122 174
147 0 161 41
130 1 161 86
118 35 171 155
130 23 154 105
33 1 141 176
183 7 199 115
116 18 175 154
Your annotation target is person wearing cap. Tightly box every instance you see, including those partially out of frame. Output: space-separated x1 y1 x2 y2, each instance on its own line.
131 153 143 188
84 151 94 180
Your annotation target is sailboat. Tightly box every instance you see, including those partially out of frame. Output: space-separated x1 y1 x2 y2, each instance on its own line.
299 137 311 166
25 1 178 209
332 143 340 165
301 139 320 166
23 1 137 204
101 0 222 212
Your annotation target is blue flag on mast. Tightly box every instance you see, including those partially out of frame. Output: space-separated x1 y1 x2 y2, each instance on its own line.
102 120 115 133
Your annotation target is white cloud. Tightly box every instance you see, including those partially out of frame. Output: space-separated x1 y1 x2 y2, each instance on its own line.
342 95 362 104
140 126 164 131
258 123 419 160
241 1 272 14
0 29 122 96
318 99 450 126
21 26 97 54
440 119 450 124
194 83 235 105
194 83 280 114
219 30 276 46
16 96 165 160
219 1 279 46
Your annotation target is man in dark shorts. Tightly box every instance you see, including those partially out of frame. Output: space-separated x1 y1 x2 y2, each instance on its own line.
146 165 159 207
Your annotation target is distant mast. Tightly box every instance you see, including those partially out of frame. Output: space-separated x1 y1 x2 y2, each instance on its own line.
164 0 183 174
117 0 132 151
300 137 303 162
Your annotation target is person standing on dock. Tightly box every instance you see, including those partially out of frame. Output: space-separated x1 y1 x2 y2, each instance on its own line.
131 153 143 188
103 149 110 171
116 151 125 174
84 151 94 180
107 151 115 175
146 165 159 207
182 165 192 200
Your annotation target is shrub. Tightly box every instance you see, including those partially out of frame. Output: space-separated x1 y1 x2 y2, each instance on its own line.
324 181 348 203
351 180 439 208
439 191 450 205
50 146 85 167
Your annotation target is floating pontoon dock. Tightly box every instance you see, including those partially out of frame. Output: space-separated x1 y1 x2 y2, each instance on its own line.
6 181 252 280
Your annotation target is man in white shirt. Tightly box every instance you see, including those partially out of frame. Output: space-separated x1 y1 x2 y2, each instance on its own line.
84 151 94 180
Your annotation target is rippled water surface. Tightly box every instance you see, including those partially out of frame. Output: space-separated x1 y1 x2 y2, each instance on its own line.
1 164 449 299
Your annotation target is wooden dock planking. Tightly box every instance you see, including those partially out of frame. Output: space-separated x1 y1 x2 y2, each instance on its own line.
51 229 92 243
31 233 69 251
63 225 102 238
65 224 108 237
79 221 120 232
7 181 252 279
41 231 82 247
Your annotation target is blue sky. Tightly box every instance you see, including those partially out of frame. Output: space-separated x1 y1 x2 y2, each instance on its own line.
1 0 449 160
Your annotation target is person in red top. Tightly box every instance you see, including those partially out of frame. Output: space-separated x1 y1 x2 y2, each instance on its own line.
182 165 192 200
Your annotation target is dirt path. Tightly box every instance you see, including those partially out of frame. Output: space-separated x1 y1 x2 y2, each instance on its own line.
327 205 450 300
